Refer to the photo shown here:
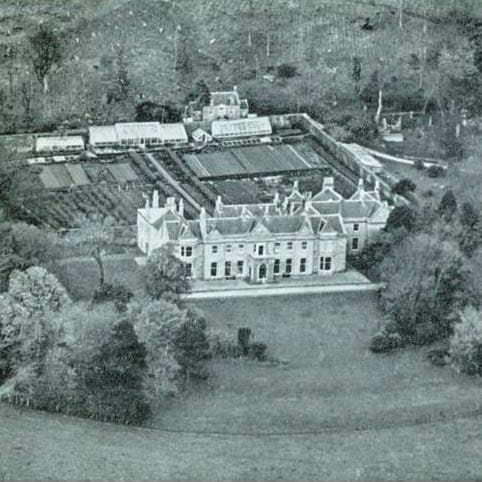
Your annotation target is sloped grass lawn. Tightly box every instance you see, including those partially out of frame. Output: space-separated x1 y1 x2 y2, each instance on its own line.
2 292 482 480
153 293 482 434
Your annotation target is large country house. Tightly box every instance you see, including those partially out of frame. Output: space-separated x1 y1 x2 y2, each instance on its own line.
137 177 391 283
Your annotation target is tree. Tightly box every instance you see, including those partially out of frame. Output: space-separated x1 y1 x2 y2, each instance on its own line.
142 245 190 300
28 26 61 94
66 215 115 289
352 56 362 95
113 43 130 101
449 306 482 376
0 267 70 380
380 234 468 344
385 205 419 233
392 178 416 196
438 190 458 220
458 201 482 256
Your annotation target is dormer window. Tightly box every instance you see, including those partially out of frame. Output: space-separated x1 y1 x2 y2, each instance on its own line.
212 245 218 254
226 244 232 253
353 223 360 232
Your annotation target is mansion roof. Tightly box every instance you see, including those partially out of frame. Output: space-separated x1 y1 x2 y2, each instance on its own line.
139 177 389 243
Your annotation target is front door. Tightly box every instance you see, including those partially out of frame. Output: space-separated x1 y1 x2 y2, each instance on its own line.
259 263 267 280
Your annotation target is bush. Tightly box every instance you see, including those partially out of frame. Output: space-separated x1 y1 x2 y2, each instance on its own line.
248 342 267 361
414 159 425 170
238 327 252 356
411 321 439 346
277 63 297 79
92 282 133 309
427 347 450 366
392 178 417 196
370 330 402 353
449 307 482 376
427 165 445 178
208 331 240 358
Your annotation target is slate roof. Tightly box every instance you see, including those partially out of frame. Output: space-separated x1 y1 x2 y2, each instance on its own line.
211 91 240 106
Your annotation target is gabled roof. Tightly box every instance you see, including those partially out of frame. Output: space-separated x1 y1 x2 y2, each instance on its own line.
312 189 343 202
340 200 380 219
211 91 240 106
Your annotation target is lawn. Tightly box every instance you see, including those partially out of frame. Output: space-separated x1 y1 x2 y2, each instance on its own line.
1 292 482 480
154 293 482 435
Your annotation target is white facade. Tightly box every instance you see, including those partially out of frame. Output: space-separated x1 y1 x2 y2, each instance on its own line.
137 177 391 283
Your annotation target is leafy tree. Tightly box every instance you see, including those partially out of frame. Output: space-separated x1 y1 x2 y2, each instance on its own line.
142 245 190 300
449 307 482 376
277 63 297 79
135 101 179 123
66 215 115 289
458 201 482 256
380 234 468 344
28 26 61 94
352 56 362 95
385 205 419 233
392 178 416 196
438 190 458 221
0 267 70 379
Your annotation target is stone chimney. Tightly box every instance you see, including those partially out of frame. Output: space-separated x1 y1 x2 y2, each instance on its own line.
293 180 299 192
166 197 176 212
375 179 380 193
215 195 223 213
152 190 159 208
323 177 335 191
178 198 184 217
273 191 280 205
358 178 365 192
199 207 207 238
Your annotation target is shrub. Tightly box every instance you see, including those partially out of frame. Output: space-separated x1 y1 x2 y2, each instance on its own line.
414 159 425 170
92 282 133 309
392 178 417 196
411 321 439 346
248 342 267 361
427 347 450 366
238 327 252 356
277 63 297 78
369 330 402 353
449 307 482 376
427 165 445 178
208 331 240 358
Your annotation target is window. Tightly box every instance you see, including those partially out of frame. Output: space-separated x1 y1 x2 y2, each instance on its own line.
212 245 218 254
287 241 293 251
226 244 232 254
274 242 281 253
237 260 244 274
225 261 232 277
301 241 308 250
185 263 192 277
238 244 245 251
300 258 307 273
253 244 257 253
181 246 192 257
320 257 332 271
325 257 332 271
274 259 280 274
210 262 217 277
352 238 359 251
353 223 360 232
258 245 264 256
285 258 292 274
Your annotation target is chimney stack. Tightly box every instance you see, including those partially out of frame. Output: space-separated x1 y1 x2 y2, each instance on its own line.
166 197 176 212
358 178 365 192
215 195 223 213
178 198 184 217
293 180 299 191
152 190 159 208
199 207 207 238
322 177 335 191
375 179 380 192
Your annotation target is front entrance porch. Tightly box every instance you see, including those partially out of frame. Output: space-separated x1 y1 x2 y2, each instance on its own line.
247 256 275 284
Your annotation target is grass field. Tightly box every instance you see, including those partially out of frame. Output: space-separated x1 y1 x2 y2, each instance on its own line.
1 292 482 480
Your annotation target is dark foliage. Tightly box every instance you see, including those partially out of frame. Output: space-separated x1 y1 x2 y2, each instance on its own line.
92 282 133 311
369 331 402 353
427 165 445 178
385 205 419 232
135 101 180 123
80 319 150 424
248 342 267 361
438 190 458 220
238 327 252 356
277 63 298 79
392 178 416 196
